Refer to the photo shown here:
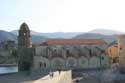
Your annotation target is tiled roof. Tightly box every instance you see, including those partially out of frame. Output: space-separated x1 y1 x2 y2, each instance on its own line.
108 44 118 49
43 39 106 45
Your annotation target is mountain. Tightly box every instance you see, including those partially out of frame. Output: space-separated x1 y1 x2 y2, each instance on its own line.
73 29 125 44
0 30 48 44
89 29 124 35
2 29 125 44
73 33 117 44
31 35 48 44
11 30 83 39
11 29 125 39
0 30 17 42
11 30 42 36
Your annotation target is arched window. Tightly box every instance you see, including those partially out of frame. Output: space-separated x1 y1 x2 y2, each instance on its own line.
43 63 46 68
101 56 104 60
39 62 42 68
66 49 70 55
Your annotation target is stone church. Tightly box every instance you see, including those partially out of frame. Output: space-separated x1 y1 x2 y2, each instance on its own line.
18 23 109 71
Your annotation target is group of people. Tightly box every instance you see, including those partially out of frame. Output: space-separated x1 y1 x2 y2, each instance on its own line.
49 69 61 78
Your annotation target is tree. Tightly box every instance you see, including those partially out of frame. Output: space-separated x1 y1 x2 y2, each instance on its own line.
10 48 18 64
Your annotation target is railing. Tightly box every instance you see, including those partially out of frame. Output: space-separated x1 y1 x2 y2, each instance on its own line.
0 64 17 67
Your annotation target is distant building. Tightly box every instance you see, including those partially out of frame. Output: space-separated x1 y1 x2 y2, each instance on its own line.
18 23 110 71
117 35 125 73
108 44 119 63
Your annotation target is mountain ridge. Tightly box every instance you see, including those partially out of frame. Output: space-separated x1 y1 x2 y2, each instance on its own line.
73 33 117 44
89 29 124 35
11 30 83 39
0 29 125 44
0 30 48 44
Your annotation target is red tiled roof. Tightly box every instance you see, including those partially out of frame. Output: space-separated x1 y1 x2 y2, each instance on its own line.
44 39 106 45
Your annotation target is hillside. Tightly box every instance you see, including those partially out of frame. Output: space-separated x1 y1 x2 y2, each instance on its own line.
89 29 124 35
32 35 48 44
0 30 48 44
73 33 117 44
0 30 17 42
1 29 125 44
11 30 83 39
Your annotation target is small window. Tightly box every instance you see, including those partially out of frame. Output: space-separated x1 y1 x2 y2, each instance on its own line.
43 63 46 68
39 62 42 68
101 57 104 60
66 49 69 55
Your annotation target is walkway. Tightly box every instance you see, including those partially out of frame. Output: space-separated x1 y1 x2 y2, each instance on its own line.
0 70 72 83
34 71 72 83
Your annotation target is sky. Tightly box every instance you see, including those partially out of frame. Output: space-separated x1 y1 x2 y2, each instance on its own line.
0 0 125 32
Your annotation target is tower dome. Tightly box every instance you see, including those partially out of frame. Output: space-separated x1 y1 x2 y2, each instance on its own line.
18 22 32 48
20 22 29 32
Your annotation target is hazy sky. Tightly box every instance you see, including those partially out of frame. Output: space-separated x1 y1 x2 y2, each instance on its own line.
0 0 125 32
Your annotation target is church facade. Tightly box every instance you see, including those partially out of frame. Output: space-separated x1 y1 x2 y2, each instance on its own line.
18 23 109 71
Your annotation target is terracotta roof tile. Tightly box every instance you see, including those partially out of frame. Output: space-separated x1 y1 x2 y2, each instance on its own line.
45 39 106 45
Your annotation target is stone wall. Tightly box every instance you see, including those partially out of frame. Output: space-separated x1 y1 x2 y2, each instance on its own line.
33 56 109 70
33 44 110 70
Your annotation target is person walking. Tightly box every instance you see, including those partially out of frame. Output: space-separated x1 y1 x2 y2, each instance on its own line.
58 69 61 75
49 71 52 78
51 72 54 78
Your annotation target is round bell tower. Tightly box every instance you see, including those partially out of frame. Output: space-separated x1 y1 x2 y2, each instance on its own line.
18 22 33 71
18 22 32 48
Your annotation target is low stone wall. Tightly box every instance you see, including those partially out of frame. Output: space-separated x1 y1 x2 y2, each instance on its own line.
0 64 17 67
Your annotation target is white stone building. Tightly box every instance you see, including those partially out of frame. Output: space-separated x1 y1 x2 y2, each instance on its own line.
18 23 110 71
32 39 109 70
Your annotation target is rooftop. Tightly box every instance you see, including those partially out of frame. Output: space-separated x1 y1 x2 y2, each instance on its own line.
33 39 107 46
